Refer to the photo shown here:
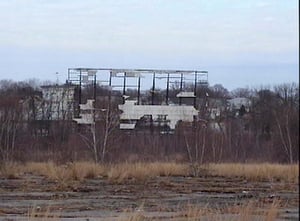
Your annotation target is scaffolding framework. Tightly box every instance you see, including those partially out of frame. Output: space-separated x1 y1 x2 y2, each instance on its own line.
68 68 208 132
68 68 208 105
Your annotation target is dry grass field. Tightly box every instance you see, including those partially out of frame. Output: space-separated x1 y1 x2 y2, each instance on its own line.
1 162 298 184
0 162 298 221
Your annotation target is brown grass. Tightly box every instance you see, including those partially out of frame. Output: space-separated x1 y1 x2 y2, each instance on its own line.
264 200 280 221
182 203 213 219
207 163 299 183
0 161 298 185
180 200 280 221
25 200 280 221
0 161 21 179
21 162 188 184
28 205 60 221
18 162 107 190
107 162 188 183
24 161 107 180
1 161 291 221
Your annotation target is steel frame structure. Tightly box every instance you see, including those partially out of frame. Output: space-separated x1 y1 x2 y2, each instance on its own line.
67 68 208 107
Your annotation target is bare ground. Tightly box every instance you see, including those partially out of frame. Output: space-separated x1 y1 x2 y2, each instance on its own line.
0 173 298 220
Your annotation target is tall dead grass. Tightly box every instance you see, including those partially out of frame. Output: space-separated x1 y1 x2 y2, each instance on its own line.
25 201 281 221
22 162 187 182
21 162 107 190
106 162 298 183
0 161 298 184
0 161 21 179
264 200 280 221
181 200 280 221
24 162 107 181
25 202 281 221
107 162 188 183
118 200 281 221
207 163 298 183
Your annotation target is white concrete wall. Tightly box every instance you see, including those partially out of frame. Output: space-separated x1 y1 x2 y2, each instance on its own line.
119 100 198 129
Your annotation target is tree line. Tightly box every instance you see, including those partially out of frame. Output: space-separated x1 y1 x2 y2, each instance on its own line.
0 79 298 164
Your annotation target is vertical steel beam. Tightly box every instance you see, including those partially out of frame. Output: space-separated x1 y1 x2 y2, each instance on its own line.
123 72 126 103
166 73 170 105
194 71 197 108
109 70 112 105
137 76 141 105
67 68 70 83
79 69 82 105
179 73 183 105
93 74 97 102
180 73 183 91
151 72 156 105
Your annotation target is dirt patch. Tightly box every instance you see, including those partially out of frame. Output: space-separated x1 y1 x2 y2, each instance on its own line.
0 173 298 220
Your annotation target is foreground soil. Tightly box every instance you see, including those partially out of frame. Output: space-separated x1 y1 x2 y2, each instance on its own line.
0 173 298 220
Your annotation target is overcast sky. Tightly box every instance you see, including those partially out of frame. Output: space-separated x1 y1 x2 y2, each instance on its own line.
0 0 298 90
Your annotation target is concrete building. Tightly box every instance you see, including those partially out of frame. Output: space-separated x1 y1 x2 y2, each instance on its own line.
118 100 198 130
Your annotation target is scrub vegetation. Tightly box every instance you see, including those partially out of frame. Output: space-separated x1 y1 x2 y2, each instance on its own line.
1 162 298 184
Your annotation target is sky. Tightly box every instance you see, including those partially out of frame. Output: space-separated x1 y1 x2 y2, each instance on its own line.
0 0 298 91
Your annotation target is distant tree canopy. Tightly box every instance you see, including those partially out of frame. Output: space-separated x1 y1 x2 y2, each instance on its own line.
0 79 298 164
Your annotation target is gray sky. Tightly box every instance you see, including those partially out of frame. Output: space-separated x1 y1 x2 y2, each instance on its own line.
0 0 298 90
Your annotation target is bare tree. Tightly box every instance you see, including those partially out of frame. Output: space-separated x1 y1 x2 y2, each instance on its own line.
273 83 299 163
98 103 120 163
0 97 23 162
77 97 119 163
